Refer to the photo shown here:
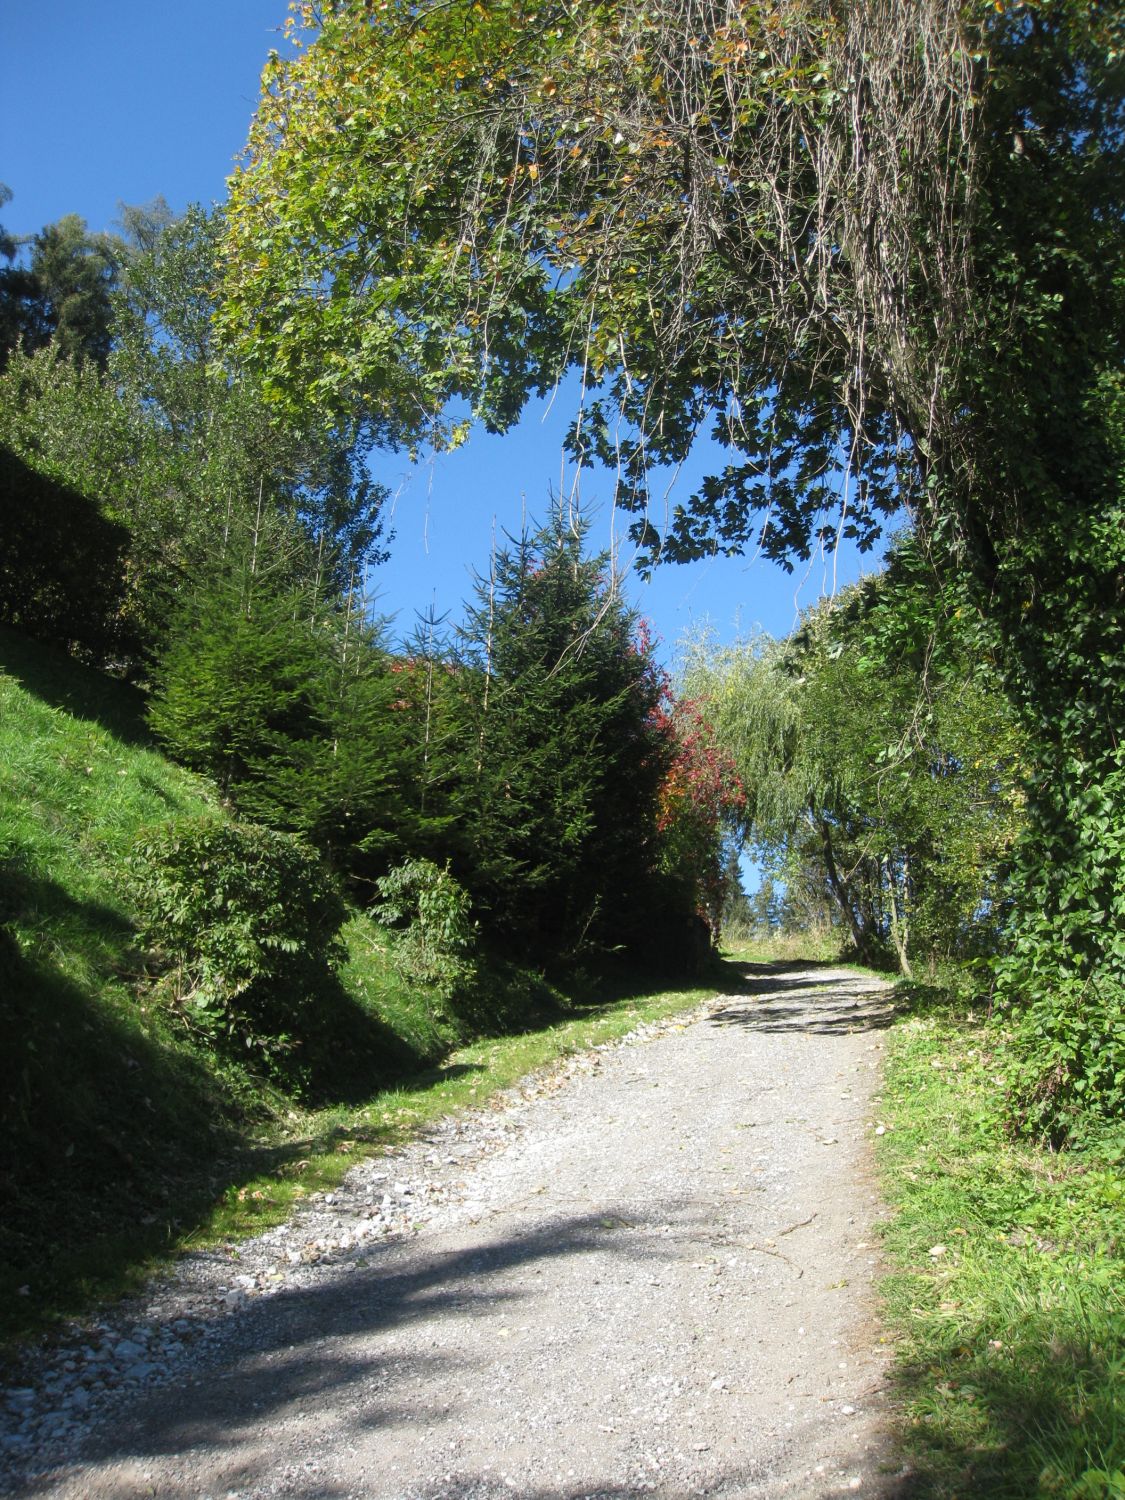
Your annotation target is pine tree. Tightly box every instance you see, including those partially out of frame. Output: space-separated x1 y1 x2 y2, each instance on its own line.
454 505 670 959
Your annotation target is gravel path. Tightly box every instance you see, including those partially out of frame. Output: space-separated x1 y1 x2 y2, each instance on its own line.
2 962 905 1499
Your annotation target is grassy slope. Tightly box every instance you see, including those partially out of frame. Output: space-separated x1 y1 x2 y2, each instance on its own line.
0 629 715 1348
0 628 243 1331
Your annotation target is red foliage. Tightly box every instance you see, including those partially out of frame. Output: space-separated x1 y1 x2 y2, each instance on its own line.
652 689 745 930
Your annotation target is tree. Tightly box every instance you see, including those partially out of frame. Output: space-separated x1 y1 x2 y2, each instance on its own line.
0 351 143 657
149 551 437 887
223 1 1121 576
451 504 673 960
223 0 1125 1126
0 185 38 367
684 542 1026 975
222 0 983 537
1 212 121 369
0 443 130 654
0 202 390 663
110 204 389 629
652 688 745 940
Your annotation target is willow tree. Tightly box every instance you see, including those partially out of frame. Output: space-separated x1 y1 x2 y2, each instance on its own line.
223 0 1125 1131
682 546 1027 976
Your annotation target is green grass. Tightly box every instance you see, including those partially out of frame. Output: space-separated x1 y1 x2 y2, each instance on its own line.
720 932 898 987
876 991 1125 1499
720 936 1125 1497
0 628 246 1342
0 628 716 1352
722 928 852 965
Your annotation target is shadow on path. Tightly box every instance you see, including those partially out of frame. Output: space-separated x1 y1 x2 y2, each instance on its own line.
19 1206 696 1491
10 958 910 1500
710 962 896 1034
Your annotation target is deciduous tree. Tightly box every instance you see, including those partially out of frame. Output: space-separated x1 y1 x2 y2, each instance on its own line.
684 542 1026 975
223 0 1125 1124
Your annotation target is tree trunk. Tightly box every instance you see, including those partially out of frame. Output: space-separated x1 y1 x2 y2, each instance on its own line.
815 813 872 959
883 853 913 978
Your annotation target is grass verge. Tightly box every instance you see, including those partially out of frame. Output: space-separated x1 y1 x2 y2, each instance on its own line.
877 991 1125 1498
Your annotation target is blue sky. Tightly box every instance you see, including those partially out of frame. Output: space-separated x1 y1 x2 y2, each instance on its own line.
1 0 884 664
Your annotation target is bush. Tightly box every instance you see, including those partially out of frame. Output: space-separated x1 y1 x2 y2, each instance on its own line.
130 818 347 1081
374 857 477 998
1002 971 1125 1147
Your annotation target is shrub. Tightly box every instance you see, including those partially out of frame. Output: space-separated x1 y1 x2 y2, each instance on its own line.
1001 969 1125 1147
374 857 476 998
130 818 346 1080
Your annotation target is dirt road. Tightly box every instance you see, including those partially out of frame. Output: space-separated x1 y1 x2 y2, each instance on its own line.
6 962 904 1499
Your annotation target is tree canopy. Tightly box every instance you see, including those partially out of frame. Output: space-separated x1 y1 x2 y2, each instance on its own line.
0 202 390 659
224 1 1118 567
222 0 1125 1132
0 205 121 370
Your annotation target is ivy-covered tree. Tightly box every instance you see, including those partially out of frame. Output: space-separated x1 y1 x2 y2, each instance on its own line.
223 0 1125 1127
452 506 673 961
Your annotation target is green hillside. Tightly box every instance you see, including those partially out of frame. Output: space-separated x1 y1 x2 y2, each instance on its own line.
0 631 234 1323
0 629 457 1333
0 629 712 1344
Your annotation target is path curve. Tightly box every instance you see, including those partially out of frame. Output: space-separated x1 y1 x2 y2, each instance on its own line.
5 962 904 1499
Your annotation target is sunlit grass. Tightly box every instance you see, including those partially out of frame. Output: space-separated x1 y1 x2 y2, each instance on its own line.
877 997 1125 1497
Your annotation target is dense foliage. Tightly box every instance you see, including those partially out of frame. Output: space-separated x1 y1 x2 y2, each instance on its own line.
685 540 1026 977
222 0 1125 1136
0 192 120 371
130 818 348 1082
651 687 745 939
6 0 1122 1134
149 566 447 883
0 445 130 655
0 202 387 660
449 508 676 958
374 857 478 997
0 194 729 986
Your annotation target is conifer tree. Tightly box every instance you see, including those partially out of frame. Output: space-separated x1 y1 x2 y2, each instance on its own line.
149 557 440 887
454 505 671 959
